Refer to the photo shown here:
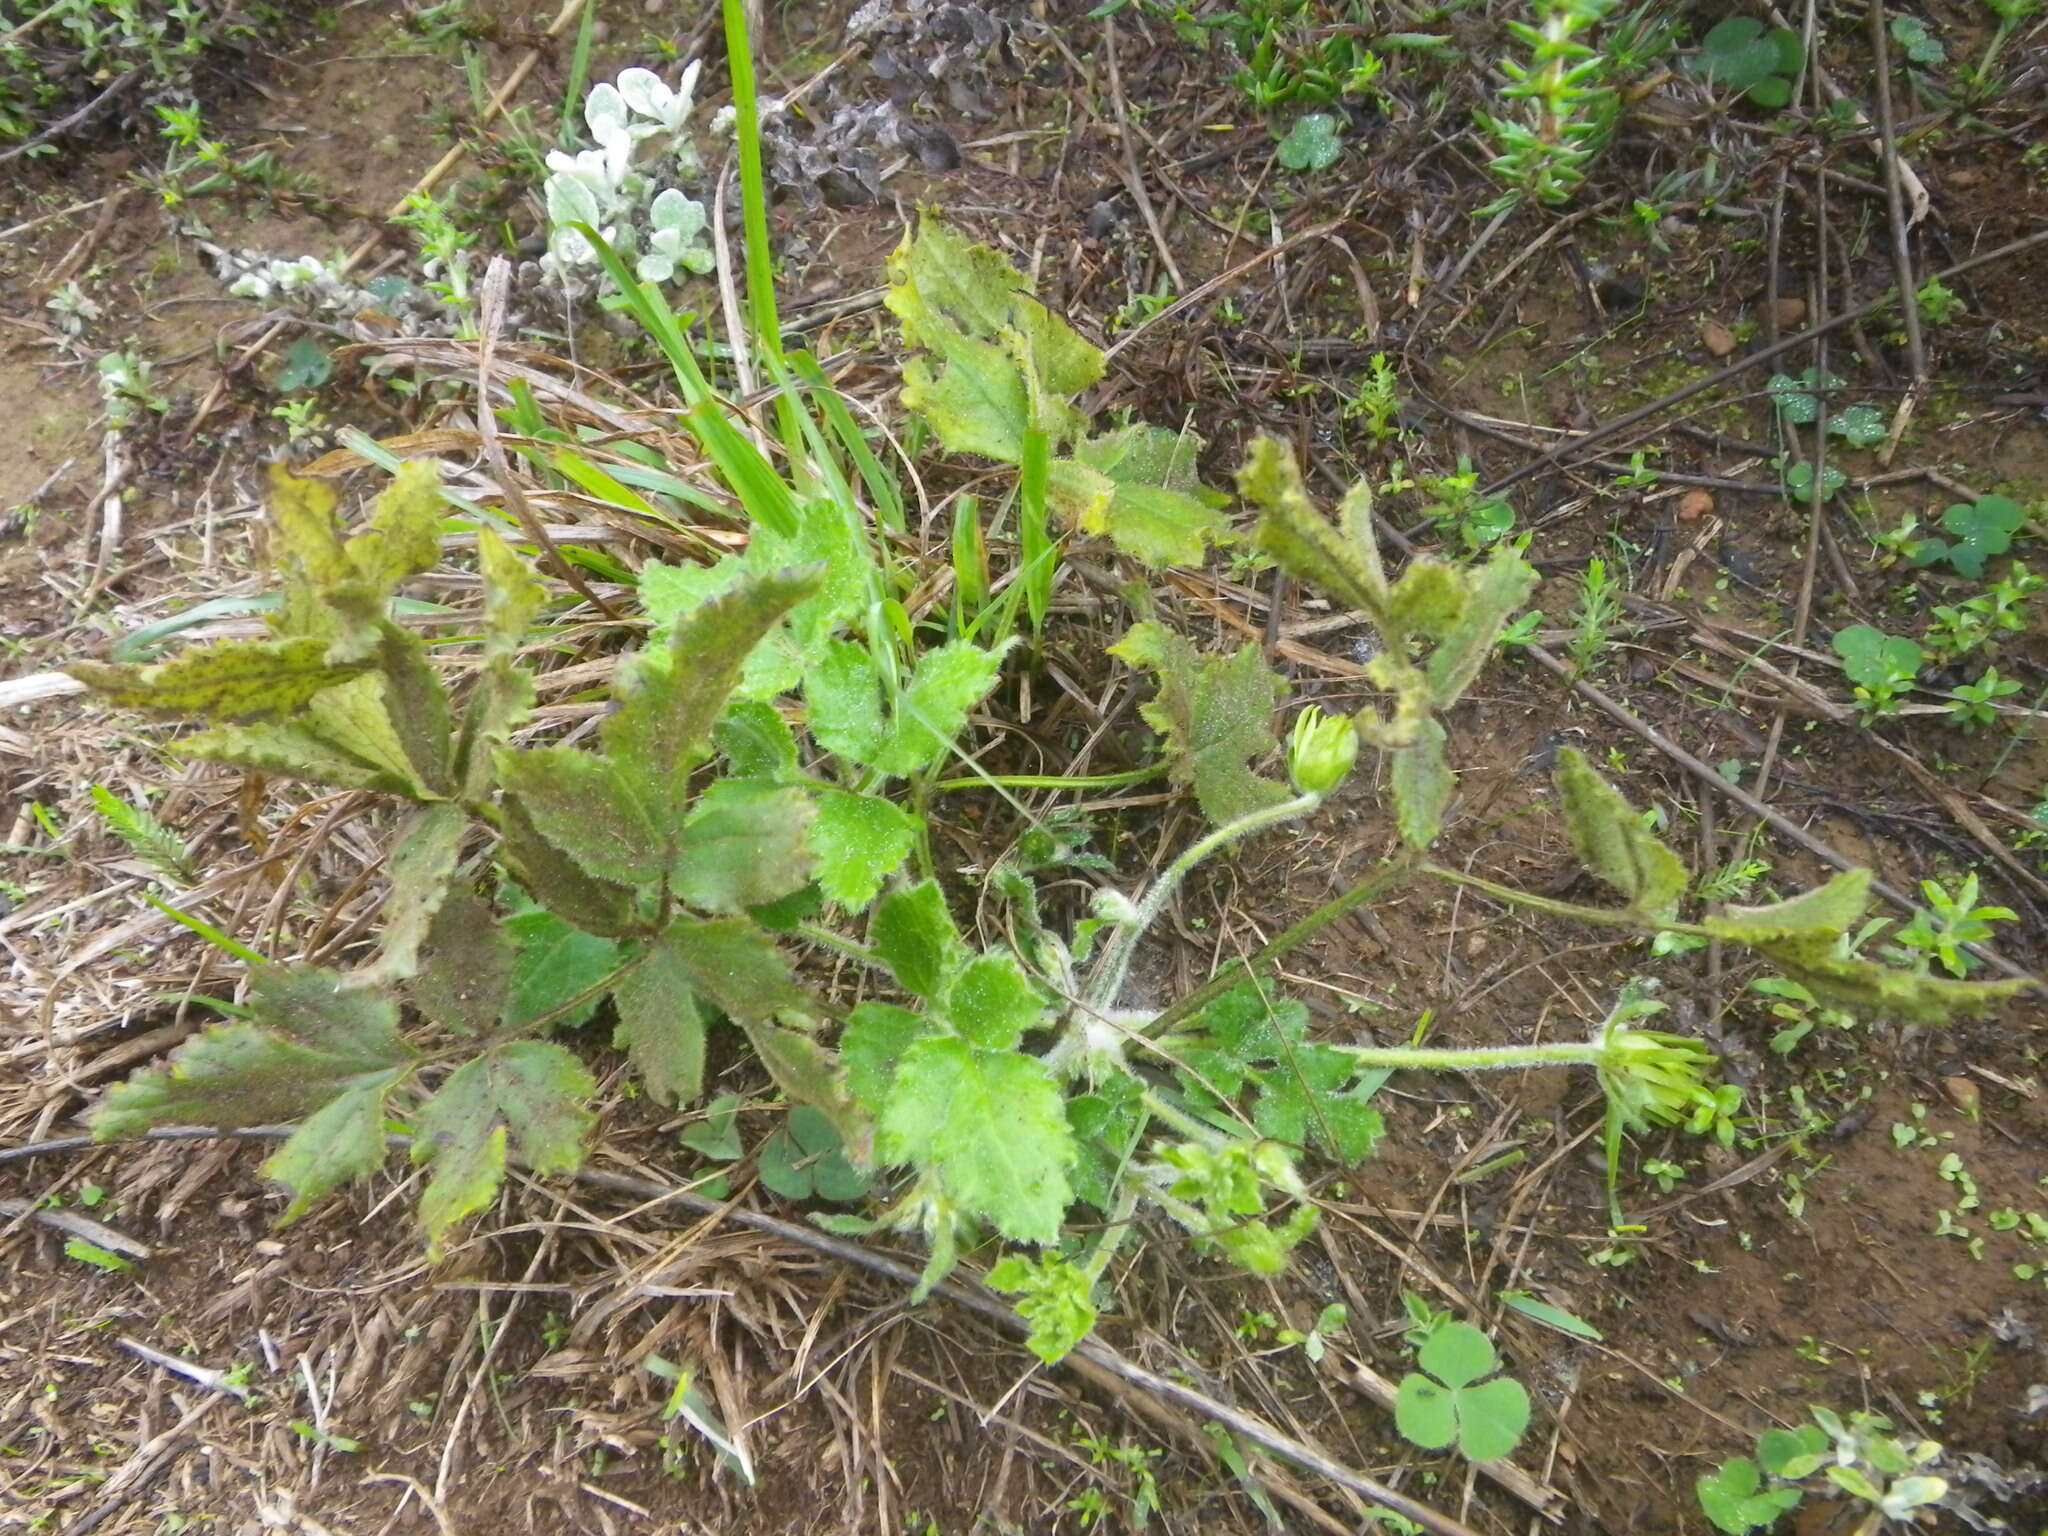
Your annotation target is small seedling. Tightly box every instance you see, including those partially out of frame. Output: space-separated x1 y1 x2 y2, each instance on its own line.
1948 666 2020 732
1831 625 1922 720
1892 873 2015 978
1394 1321 1530 1462
1910 495 2026 578
755 1106 869 1201
1694 17 1803 107
1277 112 1343 172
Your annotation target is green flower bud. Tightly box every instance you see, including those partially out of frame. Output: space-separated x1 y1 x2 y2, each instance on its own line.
1598 1027 1722 1131
1288 706 1358 796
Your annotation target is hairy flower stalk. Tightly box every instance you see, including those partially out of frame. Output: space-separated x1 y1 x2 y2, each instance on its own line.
1325 1022 1723 1130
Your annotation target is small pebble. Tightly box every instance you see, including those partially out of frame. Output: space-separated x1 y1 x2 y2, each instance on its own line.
1941 1074 1981 1117
1700 319 1736 357
1771 296 1807 328
1677 488 1715 522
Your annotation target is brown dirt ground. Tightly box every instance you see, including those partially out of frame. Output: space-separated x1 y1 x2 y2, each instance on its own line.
4 2 2048 1534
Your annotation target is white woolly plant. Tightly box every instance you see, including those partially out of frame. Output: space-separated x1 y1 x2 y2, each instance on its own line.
543 63 717 292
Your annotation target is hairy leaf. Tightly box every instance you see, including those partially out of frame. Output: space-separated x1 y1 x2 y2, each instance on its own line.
612 933 709 1107
603 565 825 820
95 968 414 1135
876 1036 1075 1243
807 790 918 909
366 622 453 796
737 1016 865 1148
886 216 1099 462
307 673 430 798
267 466 350 638
497 746 666 887
715 699 800 780
412 1041 595 1248
1553 748 1687 921
1709 868 1871 942
456 663 536 800
1112 621 1290 826
177 721 402 794
879 640 1005 775
870 880 961 999
477 526 544 658
366 803 468 983
943 952 1048 1051
1715 929 2025 1024
263 1079 405 1224
671 781 814 914
1390 718 1453 850
1425 547 1540 707
411 888 515 1037
840 1001 928 1112
1239 437 1387 618
495 796 641 938
344 460 445 593
661 916 808 1024
1051 424 1233 568
70 638 367 722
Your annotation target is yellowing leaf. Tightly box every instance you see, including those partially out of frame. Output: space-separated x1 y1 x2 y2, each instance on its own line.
344 460 445 593
70 637 367 722
1112 621 1290 826
495 795 642 939
307 672 430 797
612 933 710 1107
886 216 1100 462
1553 748 1687 922
267 466 349 638
497 746 667 886
410 888 515 1037
1052 425 1233 569
177 721 405 794
365 803 468 983
1240 437 1387 619
603 565 824 820
412 1040 595 1250
1390 717 1452 849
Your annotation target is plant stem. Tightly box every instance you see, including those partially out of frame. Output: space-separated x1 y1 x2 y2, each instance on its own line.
1420 862 1712 938
1087 792 1322 1013
932 764 1165 794
1328 1037 1604 1074
1146 854 1419 1035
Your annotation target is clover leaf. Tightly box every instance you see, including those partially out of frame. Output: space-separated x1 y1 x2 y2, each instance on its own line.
1277 112 1344 173
1910 495 2025 578
1697 1456 1805 1534
756 1106 869 1202
1695 17 1804 108
1394 1320 1530 1462
1831 625 1922 688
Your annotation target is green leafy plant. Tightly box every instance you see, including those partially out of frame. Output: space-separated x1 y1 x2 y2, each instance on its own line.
1344 354 1404 444
1276 111 1343 172
88 784 195 885
1892 873 2016 978
1478 0 1628 212
1698 1407 1947 1533
886 217 1233 630
1947 666 2020 732
1567 556 1624 678
1694 16 1803 108
1831 624 1922 720
1394 1321 1530 1462
1420 459 1515 552
1213 0 1386 110
1910 494 2027 578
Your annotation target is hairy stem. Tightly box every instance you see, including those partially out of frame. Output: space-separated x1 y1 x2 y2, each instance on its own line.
1086 792 1322 1013
1420 862 1712 937
1146 853 1420 1035
1328 1037 1604 1074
